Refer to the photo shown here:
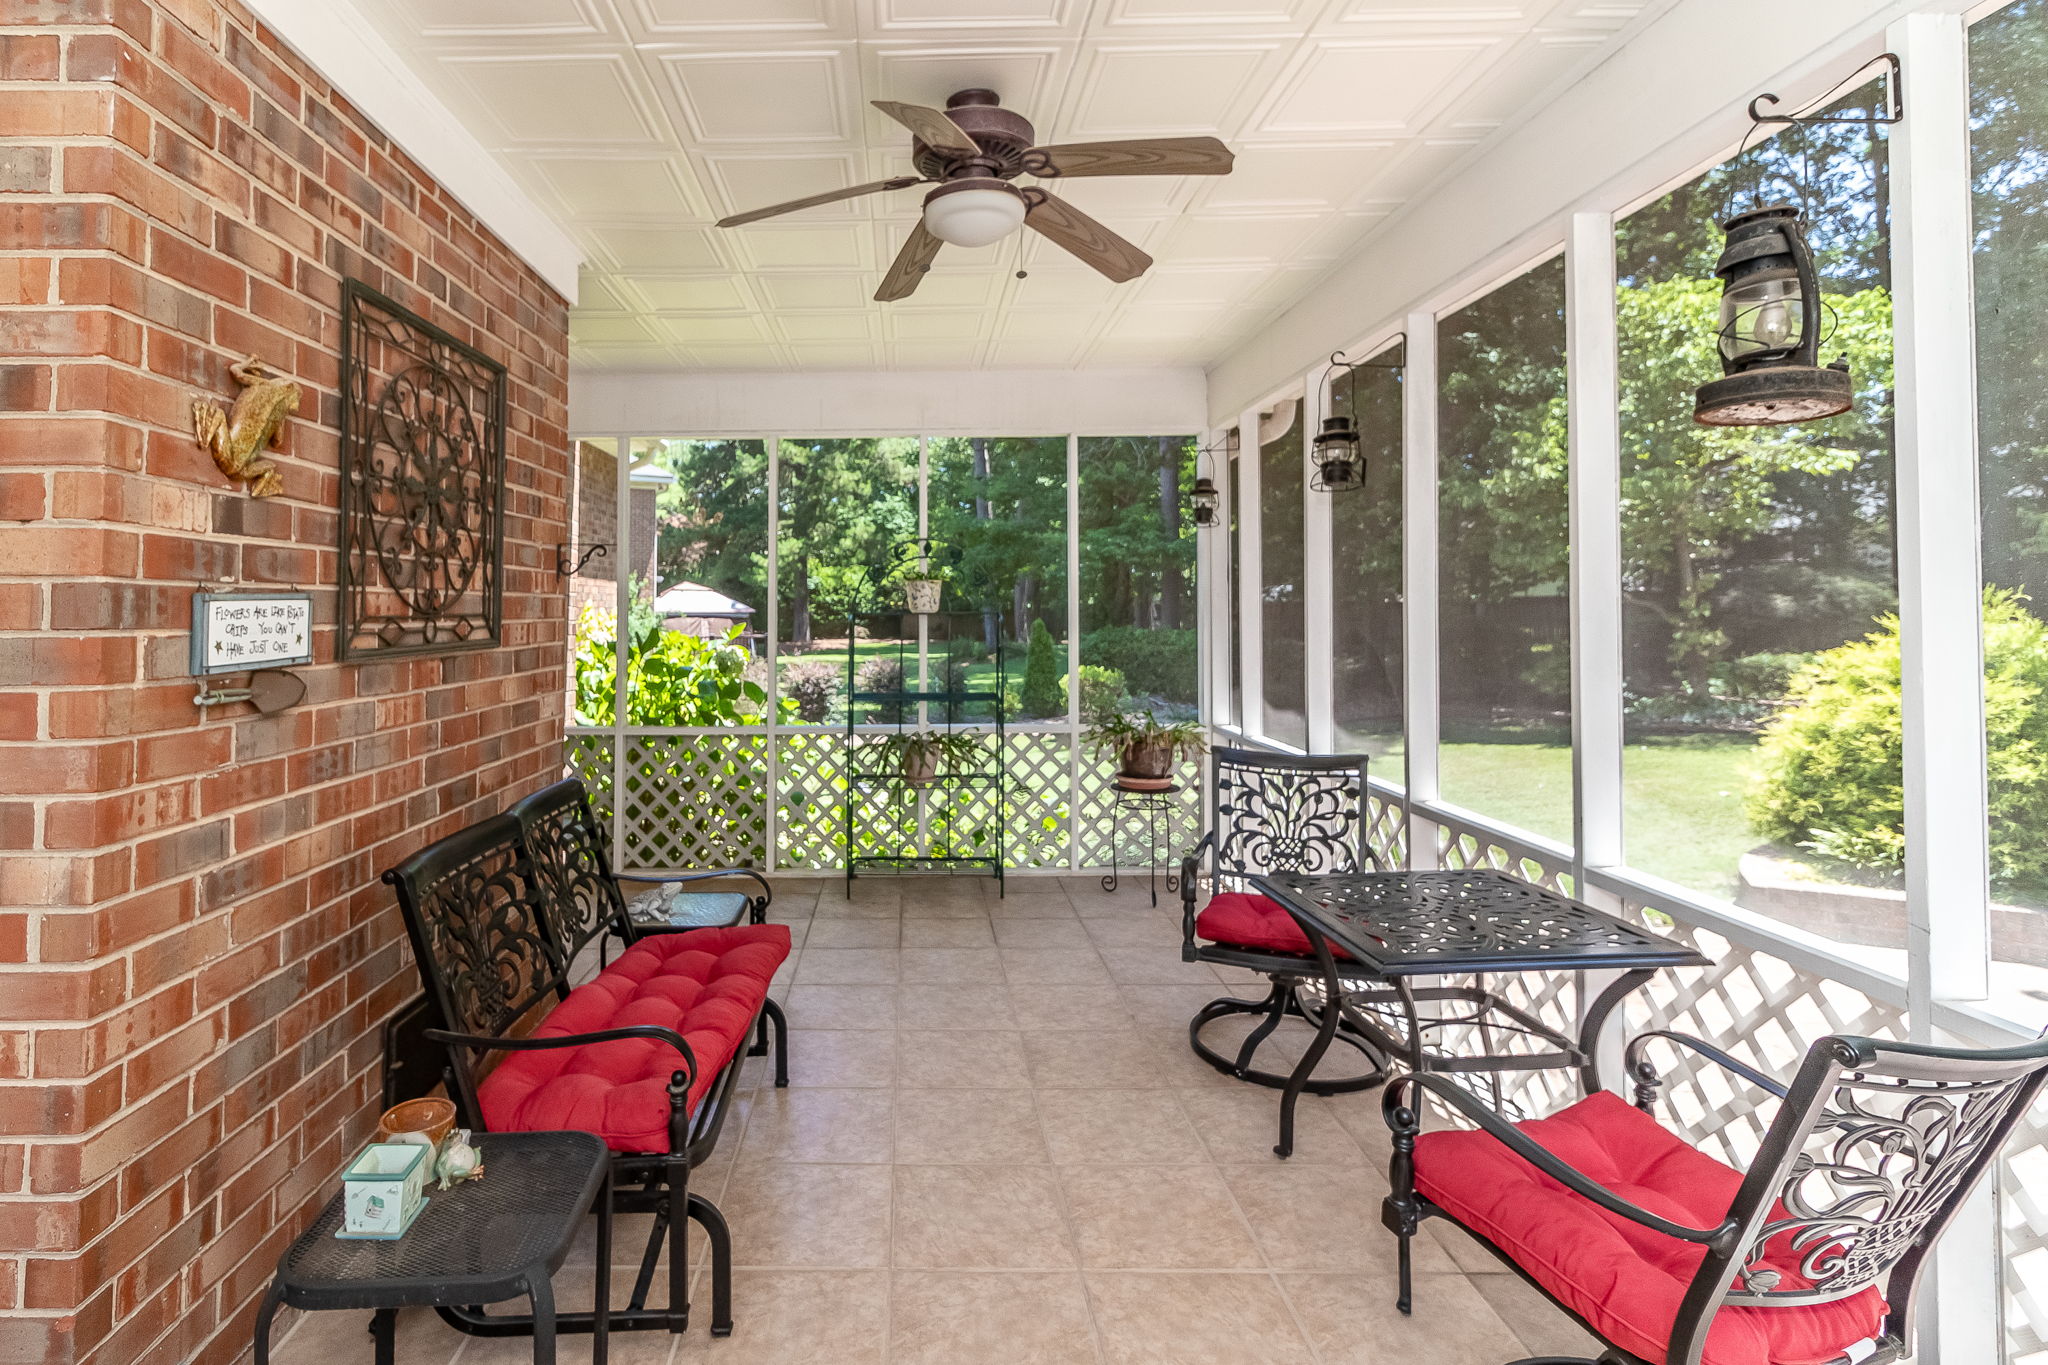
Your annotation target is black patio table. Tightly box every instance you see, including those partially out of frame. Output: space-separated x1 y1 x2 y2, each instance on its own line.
252 1130 611 1365
1248 868 1710 1156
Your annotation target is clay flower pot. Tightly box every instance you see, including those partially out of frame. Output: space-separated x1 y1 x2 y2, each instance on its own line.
903 579 943 614
1119 737 1175 783
901 746 941 785
377 1097 456 1148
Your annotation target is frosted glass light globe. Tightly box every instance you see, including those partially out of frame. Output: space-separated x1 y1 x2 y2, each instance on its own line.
922 182 1027 248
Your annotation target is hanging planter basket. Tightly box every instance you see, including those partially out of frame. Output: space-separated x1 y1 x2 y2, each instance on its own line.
902 578 943 614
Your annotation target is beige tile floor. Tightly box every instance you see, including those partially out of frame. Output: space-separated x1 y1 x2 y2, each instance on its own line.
264 875 1602 1365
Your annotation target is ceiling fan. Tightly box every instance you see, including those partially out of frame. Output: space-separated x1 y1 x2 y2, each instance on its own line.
714 89 1235 302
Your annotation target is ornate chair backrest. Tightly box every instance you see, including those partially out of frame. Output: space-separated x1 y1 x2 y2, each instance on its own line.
1669 1030 2048 1365
1206 746 1370 887
382 813 569 1122
508 778 634 961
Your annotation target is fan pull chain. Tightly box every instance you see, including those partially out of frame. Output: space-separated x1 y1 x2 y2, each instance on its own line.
1014 227 1028 281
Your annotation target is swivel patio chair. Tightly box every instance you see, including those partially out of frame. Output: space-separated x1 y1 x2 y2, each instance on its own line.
1381 1026 2048 1365
1179 747 1386 1102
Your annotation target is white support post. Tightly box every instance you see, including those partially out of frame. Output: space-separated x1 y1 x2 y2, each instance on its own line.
1237 406 1266 743
1566 211 1624 884
1891 10 1992 1023
1200 429 1230 732
765 436 781 872
1566 211 1628 1093
1303 366 1336 755
612 433 632 867
1890 14 1997 1365
1402 312 1441 868
1068 433 1083 872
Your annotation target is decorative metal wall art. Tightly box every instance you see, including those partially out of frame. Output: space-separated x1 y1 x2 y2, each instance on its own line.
338 280 508 661
192 355 298 497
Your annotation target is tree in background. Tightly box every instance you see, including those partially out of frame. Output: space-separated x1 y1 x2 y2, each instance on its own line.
776 437 917 643
928 437 1066 644
651 440 769 624
1020 618 1061 719
1076 436 1196 634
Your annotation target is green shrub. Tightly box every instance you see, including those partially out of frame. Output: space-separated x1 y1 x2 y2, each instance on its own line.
572 606 771 726
1745 591 2048 885
854 656 907 723
1064 665 1127 724
1080 626 1197 702
781 661 837 722
1020 618 1061 719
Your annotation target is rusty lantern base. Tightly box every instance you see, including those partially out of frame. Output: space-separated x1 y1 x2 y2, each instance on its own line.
1694 363 1853 427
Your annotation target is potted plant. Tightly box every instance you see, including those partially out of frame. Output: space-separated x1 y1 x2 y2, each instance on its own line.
878 730 983 786
900 558 949 614
1085 711 1208 791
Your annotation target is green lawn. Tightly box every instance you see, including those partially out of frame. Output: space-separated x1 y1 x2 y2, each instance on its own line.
1435 731 1758 901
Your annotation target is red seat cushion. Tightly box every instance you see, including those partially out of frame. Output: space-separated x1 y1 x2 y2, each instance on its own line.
1195 891 1348 958
478 924 789 1153
1414 1091 1885 1365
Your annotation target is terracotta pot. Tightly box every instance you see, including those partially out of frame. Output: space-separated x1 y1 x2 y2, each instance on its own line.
1119 737 1174 781
901 747 941 785
377 1097 455 1148
903 579 943 614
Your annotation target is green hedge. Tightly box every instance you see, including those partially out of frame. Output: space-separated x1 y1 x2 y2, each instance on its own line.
1081 626 1197 702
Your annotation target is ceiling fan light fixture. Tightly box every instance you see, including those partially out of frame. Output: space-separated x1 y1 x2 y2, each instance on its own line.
921 178 1027 248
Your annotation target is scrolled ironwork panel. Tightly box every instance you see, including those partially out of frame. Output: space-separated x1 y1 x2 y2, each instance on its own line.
1212 750 1363 881
404 832 561 1041
339 280 507 661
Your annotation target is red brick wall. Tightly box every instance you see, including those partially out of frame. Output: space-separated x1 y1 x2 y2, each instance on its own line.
0 2 572 1361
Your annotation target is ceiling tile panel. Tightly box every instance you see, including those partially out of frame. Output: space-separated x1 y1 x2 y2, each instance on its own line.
442 55 663 146
1064 44 1277 136
661 51 855 144
351 0 1653 372
631 0 843 34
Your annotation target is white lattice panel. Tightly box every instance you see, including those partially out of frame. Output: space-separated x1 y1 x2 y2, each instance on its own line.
565 732 614 829
620 733 769 870
776 730 844 870
2006 1101 2048 1363
1003 731 1072 869
1364 788 1407 870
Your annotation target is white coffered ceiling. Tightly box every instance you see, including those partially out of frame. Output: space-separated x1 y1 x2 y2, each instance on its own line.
346 0 1659 372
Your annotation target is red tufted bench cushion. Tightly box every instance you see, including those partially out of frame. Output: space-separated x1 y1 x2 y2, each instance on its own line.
1194 891 1351 959
1414 1090 1885 1365
478 924 789 1153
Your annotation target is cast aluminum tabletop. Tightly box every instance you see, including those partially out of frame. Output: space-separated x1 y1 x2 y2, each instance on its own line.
1249 868 1710 976
1244 868 1708 1156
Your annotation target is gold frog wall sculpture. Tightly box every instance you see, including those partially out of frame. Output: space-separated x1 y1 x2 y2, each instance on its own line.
193 356 297 498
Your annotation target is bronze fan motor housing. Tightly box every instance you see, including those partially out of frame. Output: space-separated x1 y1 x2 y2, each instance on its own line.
911 89 1036 180
713 87 1236 301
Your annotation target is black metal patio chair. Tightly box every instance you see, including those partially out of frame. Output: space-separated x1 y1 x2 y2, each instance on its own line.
1382 1026 2048 1365
1179 747 1387 1100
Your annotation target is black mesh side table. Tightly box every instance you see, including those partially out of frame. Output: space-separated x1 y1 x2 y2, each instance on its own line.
253 1130 610 1365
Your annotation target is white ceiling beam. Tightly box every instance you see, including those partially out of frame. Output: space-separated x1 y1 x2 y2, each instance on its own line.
241 0 584 304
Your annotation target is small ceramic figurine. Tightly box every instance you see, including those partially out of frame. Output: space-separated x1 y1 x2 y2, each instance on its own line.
435 1129 483 1190
192 355 297 498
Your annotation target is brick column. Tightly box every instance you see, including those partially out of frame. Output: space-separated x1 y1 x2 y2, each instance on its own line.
0 3 571 1362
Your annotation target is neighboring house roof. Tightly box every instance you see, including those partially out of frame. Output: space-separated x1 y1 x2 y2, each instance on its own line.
628 461 676 490
651 582 754 618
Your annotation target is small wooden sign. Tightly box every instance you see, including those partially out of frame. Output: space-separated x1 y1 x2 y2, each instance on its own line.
189 592 313 676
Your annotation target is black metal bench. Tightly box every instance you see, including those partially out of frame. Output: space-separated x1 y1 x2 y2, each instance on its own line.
383 778 790 1341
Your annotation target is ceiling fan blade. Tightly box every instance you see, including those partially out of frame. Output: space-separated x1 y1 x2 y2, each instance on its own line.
1028 137 1234 178
871 100 982 155
877 221 944 302
1023 193 1152 284
716 177 926 228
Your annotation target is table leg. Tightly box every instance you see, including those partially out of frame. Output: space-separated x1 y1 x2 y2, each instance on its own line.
250 1283 284 1365
594 1167 611 1365
1577 969 1654 1095
528 1275 556 1365
370 1308 396 1365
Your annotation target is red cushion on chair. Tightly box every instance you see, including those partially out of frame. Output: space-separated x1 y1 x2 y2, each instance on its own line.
1414 1091 1885 1365
1195 891 1336 957
478 924 789 1153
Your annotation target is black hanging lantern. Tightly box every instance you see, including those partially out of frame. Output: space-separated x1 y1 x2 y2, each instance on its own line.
1309 416 1363 492
1190 474 1220 528
1693 204 1850 427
